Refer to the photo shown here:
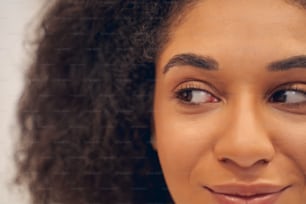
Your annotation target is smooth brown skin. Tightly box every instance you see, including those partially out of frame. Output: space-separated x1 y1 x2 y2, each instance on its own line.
153 0 306 203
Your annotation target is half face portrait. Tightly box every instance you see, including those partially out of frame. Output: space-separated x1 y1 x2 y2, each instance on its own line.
154 0 306 203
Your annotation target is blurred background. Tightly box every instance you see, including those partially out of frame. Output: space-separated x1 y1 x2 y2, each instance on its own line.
0 0 45 203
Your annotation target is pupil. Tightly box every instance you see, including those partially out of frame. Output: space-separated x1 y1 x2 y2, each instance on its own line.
271 90 287 103
180 89 193 102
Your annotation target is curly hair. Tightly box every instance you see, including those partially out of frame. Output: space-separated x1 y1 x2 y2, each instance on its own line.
15 1 198 204
15 0 306 204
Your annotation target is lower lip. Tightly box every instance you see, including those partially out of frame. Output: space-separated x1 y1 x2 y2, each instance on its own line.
213 192 282 204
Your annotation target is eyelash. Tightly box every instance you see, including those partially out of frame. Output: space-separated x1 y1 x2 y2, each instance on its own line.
174 82 220 105
268 86 306 106
174 82 306 107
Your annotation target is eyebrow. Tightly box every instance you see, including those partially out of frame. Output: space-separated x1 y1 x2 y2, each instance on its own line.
163 53 218 73
163 53 306 73
268 55 306 71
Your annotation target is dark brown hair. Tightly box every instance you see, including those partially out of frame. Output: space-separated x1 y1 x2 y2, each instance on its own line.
15 1 196 204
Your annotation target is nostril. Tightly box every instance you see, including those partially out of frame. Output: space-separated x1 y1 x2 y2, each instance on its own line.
219 158 230 163
218 157 270 168
257 159 269 165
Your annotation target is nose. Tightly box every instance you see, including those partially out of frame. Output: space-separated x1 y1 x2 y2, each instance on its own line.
213 99 275 169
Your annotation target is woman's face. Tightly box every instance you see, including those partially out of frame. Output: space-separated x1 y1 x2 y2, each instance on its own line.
153 0 306 203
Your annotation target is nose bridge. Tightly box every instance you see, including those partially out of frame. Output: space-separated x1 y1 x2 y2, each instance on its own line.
214 93 275 168
230 94 261 136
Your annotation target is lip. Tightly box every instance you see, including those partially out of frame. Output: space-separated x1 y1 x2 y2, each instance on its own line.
204 184 290 204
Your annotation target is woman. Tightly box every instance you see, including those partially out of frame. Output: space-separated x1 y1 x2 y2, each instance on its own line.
15 0 306 203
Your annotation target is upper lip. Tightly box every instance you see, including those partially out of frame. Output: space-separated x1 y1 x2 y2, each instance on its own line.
204 183 290 198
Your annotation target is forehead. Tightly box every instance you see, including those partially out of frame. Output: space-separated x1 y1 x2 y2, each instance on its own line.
158 0 306 65
178 0 306 32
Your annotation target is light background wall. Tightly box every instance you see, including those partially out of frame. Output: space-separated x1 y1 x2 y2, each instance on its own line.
0 0 45 203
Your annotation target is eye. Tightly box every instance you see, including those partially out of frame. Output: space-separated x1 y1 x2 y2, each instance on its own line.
268 84 306 114
270 89 306 104
175 88 219 105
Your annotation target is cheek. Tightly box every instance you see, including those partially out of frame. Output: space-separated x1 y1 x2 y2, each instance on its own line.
155 117 211 171
276 122 306 174
153 107 219 199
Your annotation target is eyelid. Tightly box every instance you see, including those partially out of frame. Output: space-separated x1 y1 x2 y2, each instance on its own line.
173 80 222 105
283 83 306 92
266 82 306 100
173 79 220 95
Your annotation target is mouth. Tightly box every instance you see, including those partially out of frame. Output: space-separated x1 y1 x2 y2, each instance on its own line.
204 184 290 204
